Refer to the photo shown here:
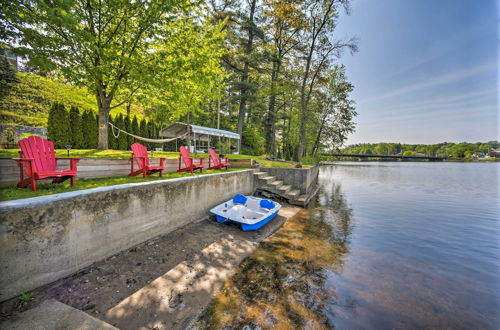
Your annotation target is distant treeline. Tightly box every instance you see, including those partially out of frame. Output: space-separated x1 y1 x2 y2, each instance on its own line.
47 102 160 150
342 141 500 158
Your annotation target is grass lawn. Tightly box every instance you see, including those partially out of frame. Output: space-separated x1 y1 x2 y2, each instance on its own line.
0 169 244 202
0 148 304 168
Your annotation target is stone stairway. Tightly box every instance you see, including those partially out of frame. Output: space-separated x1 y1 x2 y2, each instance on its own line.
253 169 312 206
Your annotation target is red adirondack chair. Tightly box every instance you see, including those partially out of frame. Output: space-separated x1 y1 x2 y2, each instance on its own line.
177 146 204 173
208 148 230 170
13 136 80 192
129 143 165 177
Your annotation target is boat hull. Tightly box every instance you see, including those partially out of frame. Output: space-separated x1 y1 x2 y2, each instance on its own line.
211 195 281 231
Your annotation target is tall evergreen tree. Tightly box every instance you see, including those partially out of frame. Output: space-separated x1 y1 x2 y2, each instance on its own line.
131 116 139 144
124 115 132 148
139 118 148 148
108 115 118 150
116 114 128 150
69 106 84 148
0 55 19 97
47 102 70 148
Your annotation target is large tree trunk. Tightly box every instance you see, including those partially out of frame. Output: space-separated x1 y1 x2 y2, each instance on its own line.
312 111 328 156
265 60 280 157
97 94 112 150
297 44 314 160
236 0 257 151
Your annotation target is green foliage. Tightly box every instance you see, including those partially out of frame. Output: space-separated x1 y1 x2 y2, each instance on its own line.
18 291 36 307
131 116 139 139
241 126 265 155
0 73 143 127
115 114 128 150
69 106 84 148
343 141 500 158
47 102 70 148
1 126 17 144
4 0 226 149
140 118 149 149
81 110 98 149
0 55 19 97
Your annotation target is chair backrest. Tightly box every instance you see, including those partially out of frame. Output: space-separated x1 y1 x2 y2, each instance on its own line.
18 136 57 174
208 149 220 167
131 143 150 168
179 146 192 167
233 194 247 205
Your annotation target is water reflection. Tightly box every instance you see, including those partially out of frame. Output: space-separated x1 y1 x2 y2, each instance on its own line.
197 163 499 329
196 183 355 329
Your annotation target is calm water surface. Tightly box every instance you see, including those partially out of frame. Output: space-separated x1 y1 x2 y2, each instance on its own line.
319 162 499 329
198 162 499 329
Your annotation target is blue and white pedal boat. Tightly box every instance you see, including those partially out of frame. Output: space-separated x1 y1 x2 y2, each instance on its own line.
210 194 281 231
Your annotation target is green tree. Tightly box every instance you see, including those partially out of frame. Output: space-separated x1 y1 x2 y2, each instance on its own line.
108 115 118 150
131 116 139 144
115 114 128 150
4 0 217 149
0 55 19 97
47 102 70 148
124 115 133 149
311 65 356 155
69 106 84 149
139 118 148 149
81 110 98 149
297 0 357 160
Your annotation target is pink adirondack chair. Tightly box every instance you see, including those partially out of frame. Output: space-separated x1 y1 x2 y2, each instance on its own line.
13 136 80 192
208 148 230 170
177 146 204 173
129 143 165 177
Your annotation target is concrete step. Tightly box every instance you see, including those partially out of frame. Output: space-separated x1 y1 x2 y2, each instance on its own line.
253 171 268 179
0 299 118 330
296 195 307 203
286 189 301 199
277 185 292 194
268 180 283 189
261 176 276 184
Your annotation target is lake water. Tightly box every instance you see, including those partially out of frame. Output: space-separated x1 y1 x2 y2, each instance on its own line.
197 162 500 329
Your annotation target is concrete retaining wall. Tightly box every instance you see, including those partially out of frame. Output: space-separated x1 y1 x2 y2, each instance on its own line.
261 165 319 194
0 170 255 302
0 157 256 184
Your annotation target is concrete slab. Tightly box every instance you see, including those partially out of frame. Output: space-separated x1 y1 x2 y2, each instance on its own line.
104 207 301 330
0 299 118 330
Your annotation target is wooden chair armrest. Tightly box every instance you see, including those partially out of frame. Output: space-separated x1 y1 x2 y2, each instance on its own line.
12 158 34 162
56 157 81 160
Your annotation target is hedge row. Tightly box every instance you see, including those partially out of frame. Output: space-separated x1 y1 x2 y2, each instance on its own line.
47 102 161 150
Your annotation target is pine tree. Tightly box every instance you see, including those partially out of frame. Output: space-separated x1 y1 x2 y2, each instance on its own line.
0 56 19 97
47 102 58 143
148 120 156 150
124 115 133 148
108 114 117 150
116 114 127 150
69 106 84 148
131 116 139 144
48 102 70 148
92 113 99 148
82 110 98 149
140 118 148 148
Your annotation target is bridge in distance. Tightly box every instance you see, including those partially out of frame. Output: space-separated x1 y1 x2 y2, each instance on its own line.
321 153 447 161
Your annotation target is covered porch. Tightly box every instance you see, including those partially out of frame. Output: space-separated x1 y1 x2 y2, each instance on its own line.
159 122 240 154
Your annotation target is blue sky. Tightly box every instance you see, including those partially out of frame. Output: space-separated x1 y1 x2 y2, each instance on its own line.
334 0 498 145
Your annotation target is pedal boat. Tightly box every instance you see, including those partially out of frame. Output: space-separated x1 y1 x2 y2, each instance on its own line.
210 194 281 231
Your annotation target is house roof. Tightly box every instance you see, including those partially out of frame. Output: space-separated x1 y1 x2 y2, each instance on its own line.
158 122 240 140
